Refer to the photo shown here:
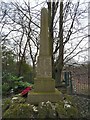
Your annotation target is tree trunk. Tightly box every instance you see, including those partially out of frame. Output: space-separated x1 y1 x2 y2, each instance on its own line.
48 1 55 79
55 2 63 87
32 63 36 83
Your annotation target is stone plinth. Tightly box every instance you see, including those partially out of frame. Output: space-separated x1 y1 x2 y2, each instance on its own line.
34 56 55 92
27 89 62 104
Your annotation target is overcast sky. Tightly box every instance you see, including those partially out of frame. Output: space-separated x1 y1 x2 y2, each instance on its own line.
0 0 89 3
0 0 89 63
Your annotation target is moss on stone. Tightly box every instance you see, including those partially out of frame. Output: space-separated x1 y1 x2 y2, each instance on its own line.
2 94 79 118
55 95 79 118
66 106 78 118
3 96 34 118
2 98 11 113
3 103 34 118
37 101 56 118
55 102 66 118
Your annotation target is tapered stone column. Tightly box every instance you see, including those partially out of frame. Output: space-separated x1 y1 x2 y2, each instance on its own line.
27 8 61 104
34 8 55 92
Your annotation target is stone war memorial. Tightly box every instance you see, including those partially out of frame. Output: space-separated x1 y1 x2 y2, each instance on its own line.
27 7 61 104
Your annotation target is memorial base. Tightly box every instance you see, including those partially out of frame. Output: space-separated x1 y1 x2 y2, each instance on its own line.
27 89 62 104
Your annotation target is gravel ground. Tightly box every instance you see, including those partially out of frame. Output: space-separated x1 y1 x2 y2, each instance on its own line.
72 95 90 118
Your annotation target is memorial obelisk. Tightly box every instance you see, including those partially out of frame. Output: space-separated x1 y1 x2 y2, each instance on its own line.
34 7 55 92
27 8 61 104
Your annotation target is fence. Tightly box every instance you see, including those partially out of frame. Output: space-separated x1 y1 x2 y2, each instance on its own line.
62 71 88 96
72 73 88 96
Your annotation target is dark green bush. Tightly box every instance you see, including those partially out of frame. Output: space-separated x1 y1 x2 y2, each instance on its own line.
2 74 33 96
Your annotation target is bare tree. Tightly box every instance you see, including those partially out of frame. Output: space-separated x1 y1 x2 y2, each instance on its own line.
47 0 88 86
0 1 41 77
0 0 88 85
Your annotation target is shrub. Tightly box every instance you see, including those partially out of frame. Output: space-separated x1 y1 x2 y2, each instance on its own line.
2 74 33 96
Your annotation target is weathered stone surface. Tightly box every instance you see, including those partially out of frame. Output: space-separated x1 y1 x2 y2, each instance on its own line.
40 8 50 56
36 56 52 78
27 89 62 104
34 78 55 92
34 8 55 93
3 95 80 118
27 7 61 104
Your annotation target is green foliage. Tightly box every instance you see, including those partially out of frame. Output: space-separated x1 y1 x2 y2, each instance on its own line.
2 46 34 90
2 74 33 96
2 83 10 95
55 95 79 118
56 101 78 118
3 97 34 118
2 46 17 76
2 94 80 118
9 75 31 90
38 101 56 118
2 98 11 113
17 61 33 83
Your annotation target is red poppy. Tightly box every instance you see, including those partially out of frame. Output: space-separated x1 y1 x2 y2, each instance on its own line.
21 86 32 96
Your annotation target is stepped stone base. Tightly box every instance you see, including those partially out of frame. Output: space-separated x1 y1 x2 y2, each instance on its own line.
27 89 62 104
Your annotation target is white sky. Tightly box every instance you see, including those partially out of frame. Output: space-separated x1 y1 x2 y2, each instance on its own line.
0 0 89 4
0 0 89 64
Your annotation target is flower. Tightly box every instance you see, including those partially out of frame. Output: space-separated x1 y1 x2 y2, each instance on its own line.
41 102 44 106
12 97 18 100
33 106 38 112
64 100 71 108
21 86 32 96
64 104 71 108
46 101 51 104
